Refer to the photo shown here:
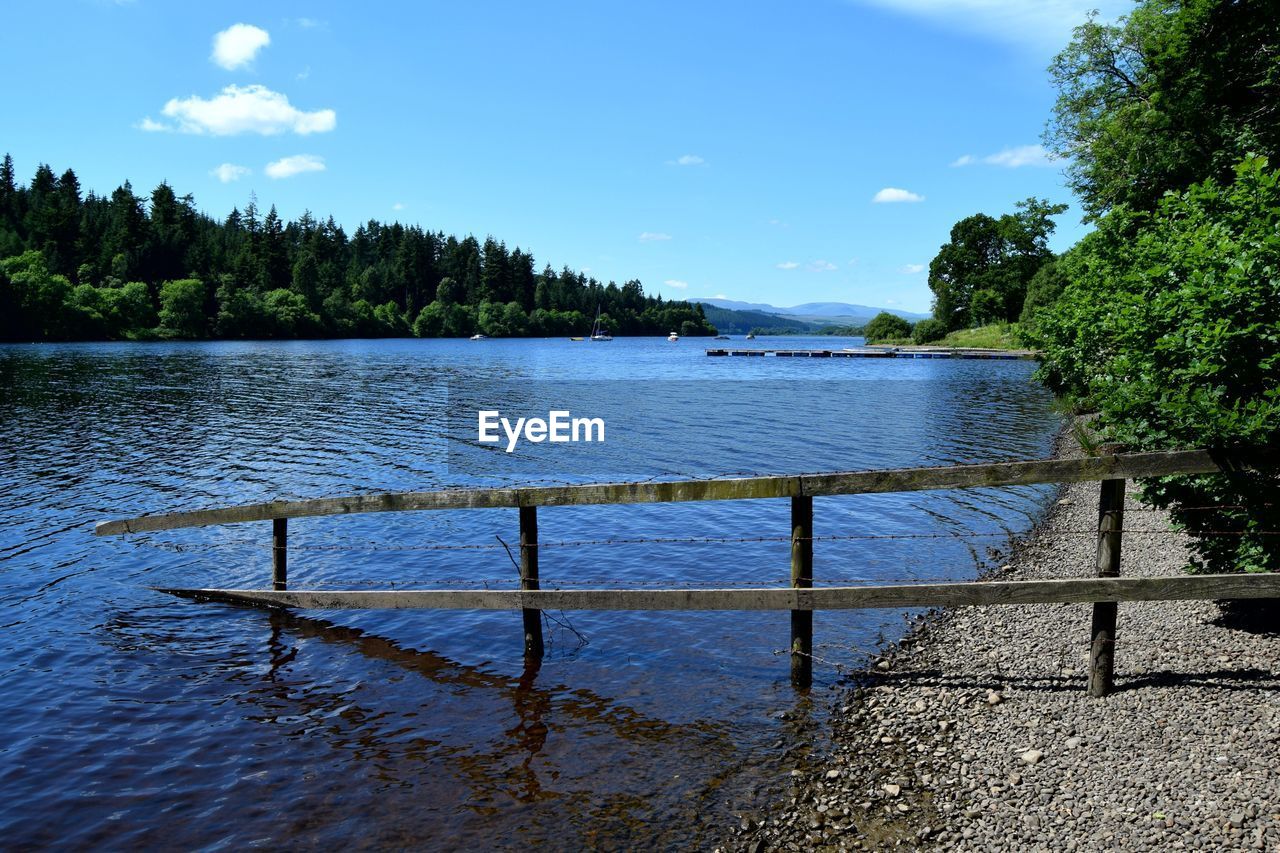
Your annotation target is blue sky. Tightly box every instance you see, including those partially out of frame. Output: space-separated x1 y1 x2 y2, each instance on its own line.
2 0 1129 313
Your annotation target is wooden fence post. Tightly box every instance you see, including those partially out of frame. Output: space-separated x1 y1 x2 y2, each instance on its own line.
791 495 814 688
1088 478 1125 696
520 506 544 661
272 518 287 591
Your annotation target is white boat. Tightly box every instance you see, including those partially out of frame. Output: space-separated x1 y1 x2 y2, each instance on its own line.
469 334 488 340
667 331 679 341
746 333 756 340
590 306 613 341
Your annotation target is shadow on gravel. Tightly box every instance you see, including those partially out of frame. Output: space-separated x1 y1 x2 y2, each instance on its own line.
1210 598 1280 636
1117 667 1280 693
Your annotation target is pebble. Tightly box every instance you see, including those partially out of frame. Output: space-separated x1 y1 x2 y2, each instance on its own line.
736 438 1280 852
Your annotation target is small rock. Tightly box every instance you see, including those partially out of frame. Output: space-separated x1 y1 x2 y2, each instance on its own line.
1065 736 1082 749
987 691 1003 705
826 770 841 779
1230 813 1245 829
1021 749 1044 765
883 783 901 797
876 660 890 671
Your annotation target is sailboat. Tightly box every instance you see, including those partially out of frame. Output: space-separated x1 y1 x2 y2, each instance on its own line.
589 306 613 341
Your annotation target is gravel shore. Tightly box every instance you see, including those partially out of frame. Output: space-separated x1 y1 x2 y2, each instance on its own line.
733 445 1280 851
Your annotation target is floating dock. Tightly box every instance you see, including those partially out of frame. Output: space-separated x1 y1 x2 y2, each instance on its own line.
705 346 1037 360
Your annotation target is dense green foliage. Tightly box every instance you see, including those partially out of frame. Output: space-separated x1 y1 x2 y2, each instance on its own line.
911 318 947 345
862 311 912 343
1029 159 1280 573
927 198 1067 331
1046 0 1280 220
0 154 715 340
1031 0 1280 575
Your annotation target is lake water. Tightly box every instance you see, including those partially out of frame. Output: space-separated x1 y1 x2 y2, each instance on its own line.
0 336 1062 848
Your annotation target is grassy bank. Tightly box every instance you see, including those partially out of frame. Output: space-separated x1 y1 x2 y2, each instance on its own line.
935 323 1022 349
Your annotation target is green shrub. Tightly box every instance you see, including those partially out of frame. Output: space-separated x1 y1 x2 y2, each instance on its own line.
912 318 947 344
863 311 912 343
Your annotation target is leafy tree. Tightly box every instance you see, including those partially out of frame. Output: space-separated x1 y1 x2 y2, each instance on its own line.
1047 0 1280 220
157 278 207 338
263 288 321 338
863 311 912 343
1018 257 1068 324
928 199 1067 330
1 250 71 339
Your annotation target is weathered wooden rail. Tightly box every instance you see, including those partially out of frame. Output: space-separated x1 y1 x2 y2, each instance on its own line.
97 447 1280 693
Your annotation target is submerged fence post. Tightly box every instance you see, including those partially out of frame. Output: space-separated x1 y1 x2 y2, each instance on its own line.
272 518 287 590
520 506 544 661
791 495 814 688
1088 477 1125 697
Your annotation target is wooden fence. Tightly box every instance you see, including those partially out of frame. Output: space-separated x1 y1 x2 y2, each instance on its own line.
96 448 1280 693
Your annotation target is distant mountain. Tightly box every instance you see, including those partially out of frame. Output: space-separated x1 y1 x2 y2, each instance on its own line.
695 303 817 335
692 297 929 322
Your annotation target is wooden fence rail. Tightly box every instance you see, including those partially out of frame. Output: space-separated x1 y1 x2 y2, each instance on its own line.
97 448 1280 693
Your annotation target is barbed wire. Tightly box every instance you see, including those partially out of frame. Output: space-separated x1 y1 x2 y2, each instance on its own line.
127 523 1280 555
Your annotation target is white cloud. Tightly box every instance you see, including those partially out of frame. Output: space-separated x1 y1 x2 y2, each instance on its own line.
211 23 270 71
873 187 924 203
667 154 705 166
776 261 800 270
296 66 311 81
294 17 325 28
638 231 672 242
712 293 728 299
901 263 926 274
392 202 406 211
808 260 837 272
265 154 326 179
137 117 170 132
664 279 689 289
850 1 1130 51
952 144 1057 168
150 85 336 136
211 163 251 183
984 144 1057 168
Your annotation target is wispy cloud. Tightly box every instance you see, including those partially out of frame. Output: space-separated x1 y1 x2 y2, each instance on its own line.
210 163 251 183
808 260 837 272
211 23 270 71
776 261 800 270
392 202 406 211
638 231 672 242
296 66 311 81
265 154 326 179
294 17 325 28
849 0 1129 51
664 279 689 289
712 293 728 300
951 144 1058 168
873 187 924 203
137 117 170 132
141 85 336 135
901 263 926 274
666 154 705 166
